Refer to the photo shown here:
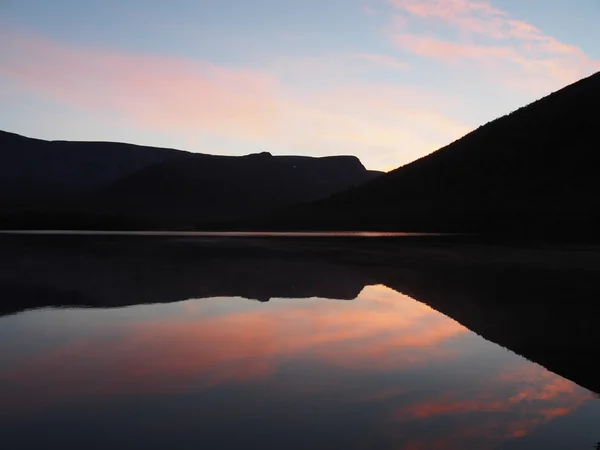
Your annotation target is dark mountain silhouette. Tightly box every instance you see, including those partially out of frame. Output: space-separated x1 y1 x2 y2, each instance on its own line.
0 130 189 210
0 131 380 229
80 153 379 227
248 71 600 235
0 235 365 313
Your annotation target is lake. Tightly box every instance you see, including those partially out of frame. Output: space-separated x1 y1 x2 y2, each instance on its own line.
0 230 438 237
1 235 600 449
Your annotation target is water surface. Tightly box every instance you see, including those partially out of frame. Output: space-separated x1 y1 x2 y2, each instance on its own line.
0 230 436 237
1 285 599 450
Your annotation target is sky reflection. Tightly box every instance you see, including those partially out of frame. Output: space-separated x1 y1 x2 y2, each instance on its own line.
0 285 597 449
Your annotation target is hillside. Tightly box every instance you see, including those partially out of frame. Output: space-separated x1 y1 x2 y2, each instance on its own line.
0 132 380 229
249 71 600 235
0 131 188 210
84 152 379 226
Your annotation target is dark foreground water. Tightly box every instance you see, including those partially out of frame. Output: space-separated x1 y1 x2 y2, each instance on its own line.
1 236 600 449
1 287 600 450
0 230 434 237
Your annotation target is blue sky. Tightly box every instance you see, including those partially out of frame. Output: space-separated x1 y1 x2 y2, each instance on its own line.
1 0 599 170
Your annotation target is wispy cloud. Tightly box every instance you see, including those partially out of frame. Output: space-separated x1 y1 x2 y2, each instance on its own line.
0 26 469 170
388 0 600 91
0 27 280 139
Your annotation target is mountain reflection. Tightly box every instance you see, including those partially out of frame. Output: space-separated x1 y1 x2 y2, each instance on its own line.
0 285 595 450
1 286 467 395
1 235 600 449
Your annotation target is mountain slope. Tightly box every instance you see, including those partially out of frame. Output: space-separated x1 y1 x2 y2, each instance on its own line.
253 71 600 234
78 152 380 226
0 132 380 229
0 131 189 210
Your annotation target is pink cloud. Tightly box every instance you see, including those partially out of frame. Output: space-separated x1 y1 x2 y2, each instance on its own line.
394 33 518 64
394 32 596 91
388 0 600 90
0 28 280 139
389 0 541 42
0 27 471 170
390 0 506 21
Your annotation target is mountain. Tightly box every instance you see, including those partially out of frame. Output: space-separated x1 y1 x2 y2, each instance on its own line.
0 130 188 210
251 71 600 235
0 131 380 229
81 152 380 227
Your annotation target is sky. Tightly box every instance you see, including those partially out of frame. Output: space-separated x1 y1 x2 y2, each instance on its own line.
1 0 599 171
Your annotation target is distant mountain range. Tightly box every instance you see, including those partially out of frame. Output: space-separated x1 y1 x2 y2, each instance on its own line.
248 71 600 235
0 131 380 229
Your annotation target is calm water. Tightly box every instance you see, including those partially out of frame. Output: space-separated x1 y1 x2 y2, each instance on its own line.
2 235 600 449
1 286 599 450
0 230 438 237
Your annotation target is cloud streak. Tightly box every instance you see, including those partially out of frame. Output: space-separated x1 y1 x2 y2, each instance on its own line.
0 27 280 139
0 27 469 170
388 0 600 91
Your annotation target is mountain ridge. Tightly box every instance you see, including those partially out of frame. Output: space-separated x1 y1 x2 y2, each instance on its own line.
244 71 600 235
0 130 381 229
